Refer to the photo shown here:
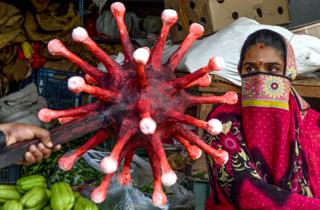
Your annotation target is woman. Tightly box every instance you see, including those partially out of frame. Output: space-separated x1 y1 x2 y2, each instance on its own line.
204 29 320 209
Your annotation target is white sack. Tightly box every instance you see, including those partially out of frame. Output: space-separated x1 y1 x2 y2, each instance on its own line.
163 18 320 86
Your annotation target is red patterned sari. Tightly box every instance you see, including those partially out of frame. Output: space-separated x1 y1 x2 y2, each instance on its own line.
205 30 320 209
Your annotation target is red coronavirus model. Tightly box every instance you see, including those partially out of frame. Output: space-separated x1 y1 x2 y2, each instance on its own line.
38 2 238 207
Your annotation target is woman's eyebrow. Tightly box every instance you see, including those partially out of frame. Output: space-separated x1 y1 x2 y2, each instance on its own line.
264 62 282 66
243 62 256 66
243 62 282 66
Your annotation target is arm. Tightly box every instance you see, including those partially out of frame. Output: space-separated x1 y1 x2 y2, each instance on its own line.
0 123 61 165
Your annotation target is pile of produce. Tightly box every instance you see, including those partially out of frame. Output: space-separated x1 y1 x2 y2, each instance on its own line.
0 174 98 210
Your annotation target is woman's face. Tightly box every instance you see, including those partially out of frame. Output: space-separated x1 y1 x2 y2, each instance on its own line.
241 44 285 76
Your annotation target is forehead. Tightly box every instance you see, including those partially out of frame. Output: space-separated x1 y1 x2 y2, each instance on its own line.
243 45 285 64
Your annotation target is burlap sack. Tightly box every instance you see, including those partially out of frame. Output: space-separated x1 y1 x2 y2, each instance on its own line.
0 2 24 48
3 57 31 82
36 3 80 32
0 72 9 97
29 0 50 12
24 2 80 42
0 45 17 65
0 83 47 126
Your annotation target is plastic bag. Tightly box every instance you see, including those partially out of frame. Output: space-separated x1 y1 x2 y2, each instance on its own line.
96 11 139 40
97 182 164 210
82 150 194 210
0 83 47 126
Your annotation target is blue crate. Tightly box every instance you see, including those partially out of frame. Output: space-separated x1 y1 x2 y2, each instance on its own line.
193 180 210 210
21 68 83 109
0 165 21 184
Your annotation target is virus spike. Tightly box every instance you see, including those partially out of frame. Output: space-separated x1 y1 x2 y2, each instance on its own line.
166 23 204 70
111 2 134 62
117 151 134 185
38 102 100 123
186 73 211 88
139 111 157 135
147 150 168 208
68 76 118 102
149 9 178 70
188 91 238 106
175 125 229 165
58 116 81 124
169 111 223 135
47 39 105 82
58 129 109 171
92 147 134 204
91 173 114 203
150 132 177 187
39 2 237 205
72 27 121 77
84 74 98 84
100 127 137 174
133 47 150 88
137 101 157 134
170 57 224 89
174 135 202 160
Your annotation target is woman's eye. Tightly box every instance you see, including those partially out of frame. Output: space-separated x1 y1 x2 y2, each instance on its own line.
246 66 257 73
269 66 280 72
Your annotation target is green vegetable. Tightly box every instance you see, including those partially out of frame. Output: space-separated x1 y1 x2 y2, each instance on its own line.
0 197 7 203
22 135 104 187
43 205 52 210
24 199 47 210
21 186 47 208
2 200 23 210
51 182 75 210
16 175 46 193
0 184 18 190
73 196 99 210
0 185 21 201
45 188 51 198
73 191 81 198
24 201 47 210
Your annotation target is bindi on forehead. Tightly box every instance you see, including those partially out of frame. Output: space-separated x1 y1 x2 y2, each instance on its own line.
257 43 265 49
244 45 284 64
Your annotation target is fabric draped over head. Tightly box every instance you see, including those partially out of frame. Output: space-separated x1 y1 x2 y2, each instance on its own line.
205 29 320 210
239 29 312 191
237 29 297 81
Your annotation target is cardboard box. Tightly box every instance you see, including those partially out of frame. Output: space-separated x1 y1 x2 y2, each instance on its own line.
164 0 290 42
291 21 320 39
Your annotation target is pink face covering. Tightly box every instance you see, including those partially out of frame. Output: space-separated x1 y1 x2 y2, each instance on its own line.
241 73 294 185
241 74 291 110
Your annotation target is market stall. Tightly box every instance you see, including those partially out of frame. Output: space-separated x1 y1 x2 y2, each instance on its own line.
0 1 320 210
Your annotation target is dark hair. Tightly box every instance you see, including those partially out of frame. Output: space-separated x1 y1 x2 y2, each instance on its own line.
238 29 287 71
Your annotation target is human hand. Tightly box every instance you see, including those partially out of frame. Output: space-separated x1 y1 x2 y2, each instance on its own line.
0 123 61 165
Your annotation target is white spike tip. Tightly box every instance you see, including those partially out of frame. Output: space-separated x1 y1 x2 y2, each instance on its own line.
161 171 177 187
139 117 157 135
100 156 118 174
68 76 86 93
47 39 65 55
207 118 223 135
91 190 106 203
161 9 178 25
189 23 204 37
111 2 125 15
72 27 89 42
133 47 150 65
